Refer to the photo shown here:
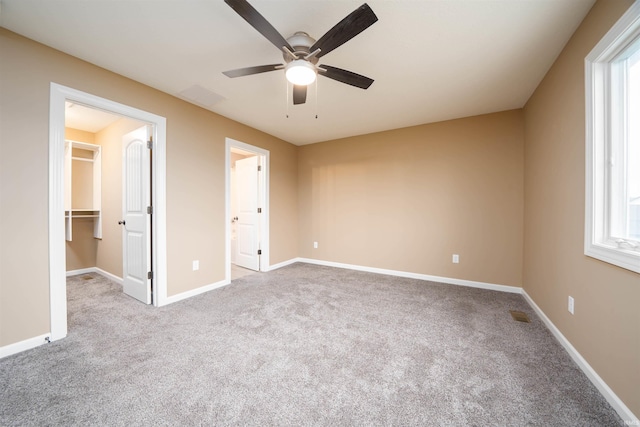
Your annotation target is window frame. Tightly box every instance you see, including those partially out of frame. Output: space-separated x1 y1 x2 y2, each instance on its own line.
585 2 640 274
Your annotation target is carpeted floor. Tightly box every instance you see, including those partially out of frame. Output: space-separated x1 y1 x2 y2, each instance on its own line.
0 263 624 426
231 263 258 280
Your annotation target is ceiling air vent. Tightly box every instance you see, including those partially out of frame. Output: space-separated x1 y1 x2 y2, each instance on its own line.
178 85 226 109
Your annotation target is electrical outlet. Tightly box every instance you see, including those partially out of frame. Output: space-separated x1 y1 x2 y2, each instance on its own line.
568 296 574 315
452 254 459 264
313 241 318 249
193 260 199 271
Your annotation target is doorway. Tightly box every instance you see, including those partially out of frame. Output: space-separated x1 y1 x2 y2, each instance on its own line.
225 138 269 282
64 103 145 289
49 83 168 341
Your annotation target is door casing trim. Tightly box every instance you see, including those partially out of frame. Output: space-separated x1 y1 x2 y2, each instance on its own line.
225 138 270 282
49 83 168 341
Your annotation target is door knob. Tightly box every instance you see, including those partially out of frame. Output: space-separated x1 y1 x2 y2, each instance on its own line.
118 220 126 225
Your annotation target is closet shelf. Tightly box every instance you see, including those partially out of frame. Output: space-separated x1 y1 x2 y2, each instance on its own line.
66 210 100 219
65 140 102 241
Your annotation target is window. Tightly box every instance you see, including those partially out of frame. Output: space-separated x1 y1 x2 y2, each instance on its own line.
585 2 640 274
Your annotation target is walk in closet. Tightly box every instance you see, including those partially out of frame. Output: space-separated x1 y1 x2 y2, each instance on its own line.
64 140 102 241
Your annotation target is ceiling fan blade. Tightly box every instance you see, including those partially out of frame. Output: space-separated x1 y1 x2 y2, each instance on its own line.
224 0 293 52
310 3 378 59
293 85 307 105
223 64 283 78
319 65 374 89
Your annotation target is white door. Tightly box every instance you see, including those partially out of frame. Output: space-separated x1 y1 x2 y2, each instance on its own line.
121 126 151 304
235 156 260 271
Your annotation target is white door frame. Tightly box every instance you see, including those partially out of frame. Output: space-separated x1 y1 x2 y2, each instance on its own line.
225 138 269 281
49 83 168 341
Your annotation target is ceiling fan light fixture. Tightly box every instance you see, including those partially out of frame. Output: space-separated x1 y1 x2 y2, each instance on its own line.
285 60 317 86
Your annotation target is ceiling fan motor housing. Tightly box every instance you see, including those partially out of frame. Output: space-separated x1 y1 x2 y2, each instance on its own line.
222 0 378 104
284 31 318 64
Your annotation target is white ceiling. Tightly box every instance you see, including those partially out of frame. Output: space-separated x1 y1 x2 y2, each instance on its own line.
0 0 596 145
65 102 123 133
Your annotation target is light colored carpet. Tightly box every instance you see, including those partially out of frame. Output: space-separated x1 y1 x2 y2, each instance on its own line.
231 263 258 280
0 263 624 426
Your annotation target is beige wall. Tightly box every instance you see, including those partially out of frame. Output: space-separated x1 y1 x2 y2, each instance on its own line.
523 0 639 416
65 128 95 144
94 117 147 278
65 219 98 271
298 110 524 287
0 28 298 346
1 2 637 417
230 152 253 166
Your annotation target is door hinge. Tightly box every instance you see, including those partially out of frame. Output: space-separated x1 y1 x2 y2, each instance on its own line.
257 207 262 213
147 206 153 214
147 138 153 149
257 249 262 255
258 165 262 171
147 271 153 280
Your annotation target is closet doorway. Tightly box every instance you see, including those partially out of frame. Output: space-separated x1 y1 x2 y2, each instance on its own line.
225 138 269 281
64 102 146 289
49 83 167 342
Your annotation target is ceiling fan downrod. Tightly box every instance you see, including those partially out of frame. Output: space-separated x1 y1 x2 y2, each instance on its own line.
222 0 378 106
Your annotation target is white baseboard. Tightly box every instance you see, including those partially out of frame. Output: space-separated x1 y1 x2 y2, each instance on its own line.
94 268 123 285
1 268 122 359
15 259 636 423
266 257 300 271
522 290 638 425
297 258 522 294
66 267 123 285
295 258 637 422
0 333 50 359
164 258 296 306
66 267 95 276
161 278 230 306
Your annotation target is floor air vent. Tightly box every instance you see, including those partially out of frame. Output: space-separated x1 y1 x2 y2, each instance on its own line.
509 310 530 323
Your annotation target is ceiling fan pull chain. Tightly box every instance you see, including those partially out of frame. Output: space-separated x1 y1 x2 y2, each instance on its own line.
315 79 318 119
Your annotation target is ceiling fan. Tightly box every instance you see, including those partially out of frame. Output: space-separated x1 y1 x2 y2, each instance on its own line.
223 0 378 105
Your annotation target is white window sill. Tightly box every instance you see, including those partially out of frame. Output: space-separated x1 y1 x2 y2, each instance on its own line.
585 242 640 274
